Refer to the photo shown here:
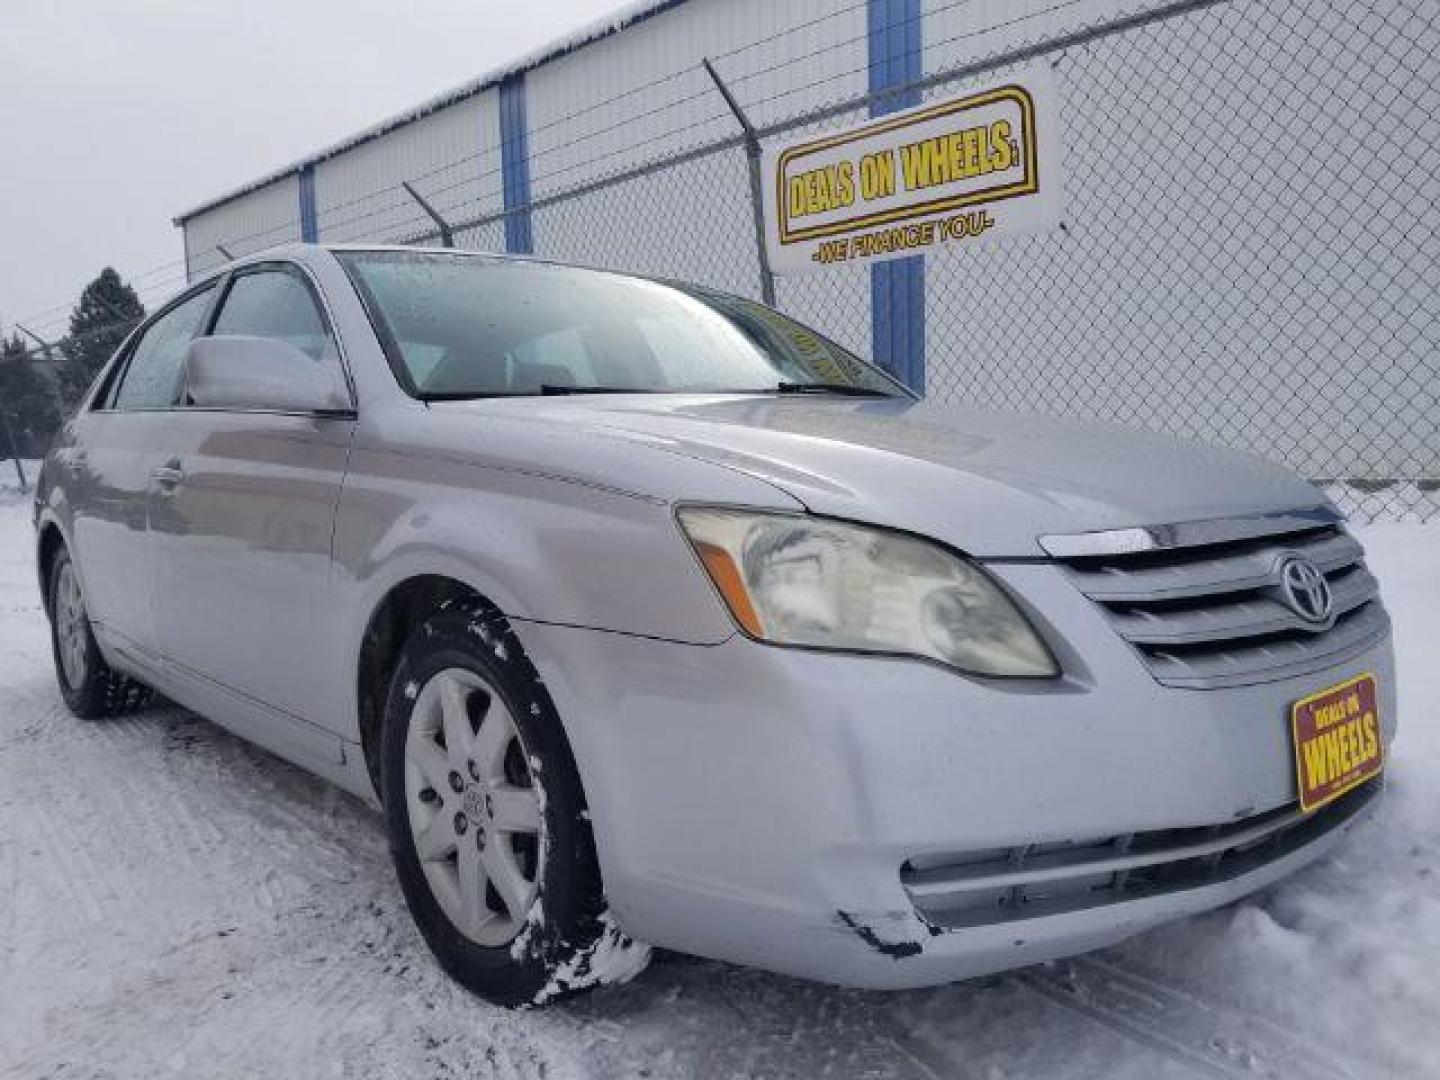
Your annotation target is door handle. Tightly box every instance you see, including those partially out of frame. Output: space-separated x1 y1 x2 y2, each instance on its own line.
150 464 185 489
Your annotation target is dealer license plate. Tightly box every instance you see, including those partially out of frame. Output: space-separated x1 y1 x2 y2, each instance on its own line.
1290 673 1382 813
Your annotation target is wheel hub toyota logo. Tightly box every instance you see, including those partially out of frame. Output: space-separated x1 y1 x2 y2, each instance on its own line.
462 784 487 822
1278 556 1333 625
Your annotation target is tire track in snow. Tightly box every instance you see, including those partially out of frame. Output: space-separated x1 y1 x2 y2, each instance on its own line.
1014 969 1244 1079
38 710 227 918
1072 957 1375 1080
53 703 367 923
1015 957 1364 1080
0 683 66 752
571 956 970 1080
21 772 109 925
0 833 17 965
81 718 216 878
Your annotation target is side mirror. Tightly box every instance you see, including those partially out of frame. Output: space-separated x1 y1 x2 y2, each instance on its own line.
184 336 351 414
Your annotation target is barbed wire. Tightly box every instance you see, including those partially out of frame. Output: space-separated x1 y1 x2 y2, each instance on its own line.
10 0 1152 327
12 0 1126 304
189 0 1105 268
4 0 1433 525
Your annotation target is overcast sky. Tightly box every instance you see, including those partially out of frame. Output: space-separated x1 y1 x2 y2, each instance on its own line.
0 0 633 341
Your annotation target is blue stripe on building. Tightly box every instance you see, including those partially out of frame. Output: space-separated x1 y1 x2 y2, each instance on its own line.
867 0 925 393
499 74 534 254
298 164 318 243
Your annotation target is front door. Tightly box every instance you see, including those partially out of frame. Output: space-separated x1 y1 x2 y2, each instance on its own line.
147 264 356 759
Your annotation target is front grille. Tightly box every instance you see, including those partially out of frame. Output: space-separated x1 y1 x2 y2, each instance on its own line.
1057 523 1389 689
903 779 1380 930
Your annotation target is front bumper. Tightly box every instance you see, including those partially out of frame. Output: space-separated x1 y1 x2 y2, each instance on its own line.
513 560 1396 990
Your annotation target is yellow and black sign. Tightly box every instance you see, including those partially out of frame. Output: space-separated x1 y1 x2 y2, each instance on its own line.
1291 673 1383 813
763 69 1062 274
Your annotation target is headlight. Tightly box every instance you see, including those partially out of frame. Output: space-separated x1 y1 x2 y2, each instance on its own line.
677 508 1058 678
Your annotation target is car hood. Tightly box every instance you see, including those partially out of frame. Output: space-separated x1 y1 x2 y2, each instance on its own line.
443 394 1329 558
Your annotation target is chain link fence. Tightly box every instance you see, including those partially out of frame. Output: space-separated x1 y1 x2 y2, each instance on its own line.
915 0 1439 524
5 0 1435 521
1 315 144 467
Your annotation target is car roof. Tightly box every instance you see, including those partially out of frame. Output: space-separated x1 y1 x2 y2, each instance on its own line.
208 241 642 282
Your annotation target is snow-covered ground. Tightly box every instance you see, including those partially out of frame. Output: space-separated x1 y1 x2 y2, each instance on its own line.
0 473 1435 1080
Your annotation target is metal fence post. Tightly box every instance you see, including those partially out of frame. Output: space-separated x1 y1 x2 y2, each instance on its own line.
401 182 456 248
14 323 67 418
0 400 26 491
702 58 777 308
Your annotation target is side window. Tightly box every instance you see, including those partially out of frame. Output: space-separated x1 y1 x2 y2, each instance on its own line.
211 267 332 360
112 287 216 410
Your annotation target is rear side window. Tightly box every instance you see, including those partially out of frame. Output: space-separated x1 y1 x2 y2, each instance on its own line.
111 287 216 410
211 267 331 360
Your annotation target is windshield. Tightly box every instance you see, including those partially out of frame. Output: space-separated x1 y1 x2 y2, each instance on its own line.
337 250 906 399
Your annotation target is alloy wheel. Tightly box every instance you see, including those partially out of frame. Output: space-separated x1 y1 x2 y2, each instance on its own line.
55 562 88 689
403 667 545 947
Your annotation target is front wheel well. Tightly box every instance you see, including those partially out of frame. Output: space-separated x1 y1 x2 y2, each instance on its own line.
356 575 485 801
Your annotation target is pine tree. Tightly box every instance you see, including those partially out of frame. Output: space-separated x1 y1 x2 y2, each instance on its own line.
0 332 61 456
58 267 145 403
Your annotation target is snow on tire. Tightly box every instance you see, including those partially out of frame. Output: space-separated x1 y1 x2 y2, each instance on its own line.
381 596 650 1007
47 547 153 720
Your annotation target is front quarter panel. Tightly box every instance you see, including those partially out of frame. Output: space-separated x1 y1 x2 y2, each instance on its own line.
324 403 806 740
334 443 737 637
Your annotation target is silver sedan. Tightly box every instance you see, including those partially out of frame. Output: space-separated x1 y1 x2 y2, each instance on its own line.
35 245 1395 1006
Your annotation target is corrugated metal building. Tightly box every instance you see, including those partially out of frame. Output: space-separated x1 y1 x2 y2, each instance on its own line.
174 0 1439 498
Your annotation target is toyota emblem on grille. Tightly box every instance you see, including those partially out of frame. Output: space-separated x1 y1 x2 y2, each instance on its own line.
1278 556 1333 625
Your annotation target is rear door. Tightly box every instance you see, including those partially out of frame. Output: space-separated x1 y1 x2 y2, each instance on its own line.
69 284 218 666
147 262 356 757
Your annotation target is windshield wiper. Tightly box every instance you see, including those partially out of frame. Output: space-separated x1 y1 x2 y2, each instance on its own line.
540 384 658 396
417 390 518 401
425 383 894 400
773 381 895 397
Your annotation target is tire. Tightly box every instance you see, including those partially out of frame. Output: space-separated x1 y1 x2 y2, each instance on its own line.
381 598 650 1007
47 547 153 719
